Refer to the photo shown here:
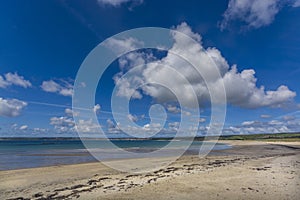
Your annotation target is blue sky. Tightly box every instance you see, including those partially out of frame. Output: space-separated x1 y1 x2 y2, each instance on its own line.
0 0 300 137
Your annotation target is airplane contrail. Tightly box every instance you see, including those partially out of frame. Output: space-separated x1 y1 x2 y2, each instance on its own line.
27 100 203 123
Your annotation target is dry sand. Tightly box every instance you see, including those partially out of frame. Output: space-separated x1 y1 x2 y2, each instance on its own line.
1 141 299 200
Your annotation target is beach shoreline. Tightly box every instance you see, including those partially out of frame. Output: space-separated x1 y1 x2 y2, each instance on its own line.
1 140 300 200
0 139 230 171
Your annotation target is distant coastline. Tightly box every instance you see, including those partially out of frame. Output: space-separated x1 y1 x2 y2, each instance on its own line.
0 132 299 141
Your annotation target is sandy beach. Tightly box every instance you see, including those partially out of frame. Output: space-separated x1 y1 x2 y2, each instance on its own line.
1 140 299 200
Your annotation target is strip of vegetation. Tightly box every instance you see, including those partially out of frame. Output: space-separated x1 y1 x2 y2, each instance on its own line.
216 132 300 141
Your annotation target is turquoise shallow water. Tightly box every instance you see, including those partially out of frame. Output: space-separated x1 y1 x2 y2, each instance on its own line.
0 139 230 170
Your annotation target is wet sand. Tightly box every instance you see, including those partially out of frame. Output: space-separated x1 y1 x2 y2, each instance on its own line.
1 140 299 200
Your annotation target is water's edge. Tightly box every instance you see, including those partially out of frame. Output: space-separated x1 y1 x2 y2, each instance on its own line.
0 139 230 170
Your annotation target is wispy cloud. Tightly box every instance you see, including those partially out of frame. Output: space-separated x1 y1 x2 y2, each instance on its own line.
261 114 272 118
97 0 143 7
293 0 300 7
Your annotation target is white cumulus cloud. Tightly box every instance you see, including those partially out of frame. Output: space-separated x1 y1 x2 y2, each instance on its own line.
41 79 73 97
199 118 206 123
0 97 27 117
65 108 79 117
106 119 122 134
127 113 138 122
50 104 102 133
19 125 28 130
93 104 101 115
0 72 32 88
104 37 144 55
50 116 100 134
222 111 300 135
166 105 180 113
113 22 296 109
75 119 101 133
220 0 300 30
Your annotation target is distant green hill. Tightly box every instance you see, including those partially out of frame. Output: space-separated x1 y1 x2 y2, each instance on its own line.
190 132 300 142
217 132 300 141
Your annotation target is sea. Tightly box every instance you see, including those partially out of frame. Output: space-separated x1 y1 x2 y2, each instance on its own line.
0 138 230 170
